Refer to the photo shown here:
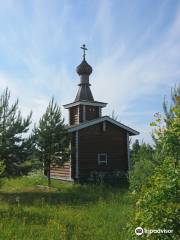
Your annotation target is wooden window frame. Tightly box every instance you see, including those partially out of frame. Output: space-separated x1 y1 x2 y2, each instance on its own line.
98 153 108 165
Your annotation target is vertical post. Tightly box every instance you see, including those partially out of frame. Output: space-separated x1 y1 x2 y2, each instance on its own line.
83 105 86 122
99 107 102 117
47 163 51 187
75 131 79 179
69 109 71 125
69 140 72 180
127 132 130 170
77 105 80 124
103 121 106 132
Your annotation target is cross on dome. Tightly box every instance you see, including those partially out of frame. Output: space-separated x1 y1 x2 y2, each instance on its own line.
76 44 92 76
80 44 88 60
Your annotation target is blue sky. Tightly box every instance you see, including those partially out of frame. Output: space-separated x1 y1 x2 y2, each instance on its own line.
0 0 180 144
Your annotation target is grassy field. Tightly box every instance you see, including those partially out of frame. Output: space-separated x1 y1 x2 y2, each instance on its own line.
0 174 133 240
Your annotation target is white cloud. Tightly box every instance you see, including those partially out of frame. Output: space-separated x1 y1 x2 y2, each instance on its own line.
86 2 180 144
0 0 180 144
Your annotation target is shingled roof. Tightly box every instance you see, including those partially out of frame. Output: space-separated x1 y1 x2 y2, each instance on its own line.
75 83 94 101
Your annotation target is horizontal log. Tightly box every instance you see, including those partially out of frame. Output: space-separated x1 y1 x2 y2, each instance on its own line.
51 165 70 169
51 174 70 178
51 163 70 167
51 168 70 172
51 169 70 172
51 171 70 175
51 167 70 171
51 173 70 177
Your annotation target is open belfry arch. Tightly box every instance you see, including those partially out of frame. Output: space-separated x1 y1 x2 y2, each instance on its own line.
50 44 139 181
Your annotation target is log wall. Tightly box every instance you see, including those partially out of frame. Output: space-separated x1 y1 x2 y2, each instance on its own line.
50 161 71 180
77 121 128 179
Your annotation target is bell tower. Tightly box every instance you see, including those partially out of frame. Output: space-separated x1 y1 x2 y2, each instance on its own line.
63 44 107 126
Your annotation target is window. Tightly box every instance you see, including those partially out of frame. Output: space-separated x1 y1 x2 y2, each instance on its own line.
98 153 108 165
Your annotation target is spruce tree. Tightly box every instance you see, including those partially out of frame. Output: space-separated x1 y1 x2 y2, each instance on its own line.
35 98 69 186
0 88 32 176
163 84 180 125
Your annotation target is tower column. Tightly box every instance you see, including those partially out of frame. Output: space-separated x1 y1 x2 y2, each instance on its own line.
83 105 86 121
80 75 89 84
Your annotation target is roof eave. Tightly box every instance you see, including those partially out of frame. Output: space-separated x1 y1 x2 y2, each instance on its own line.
67 116 139 136
63 101 107 109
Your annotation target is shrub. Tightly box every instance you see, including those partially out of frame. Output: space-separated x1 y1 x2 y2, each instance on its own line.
0 160 5 187
129 143 155 192
131 142 153 167
129 157 154 192
128 158 180 239
0 161 5 174
88 170 128 186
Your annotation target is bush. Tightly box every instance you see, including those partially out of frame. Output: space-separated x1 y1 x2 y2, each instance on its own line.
128 158 180 239
131 142 153 167
0 161 5 174
4 159 42 177
88 170 128 186
0 160 5 187
129 158 154 192
129 143 155 192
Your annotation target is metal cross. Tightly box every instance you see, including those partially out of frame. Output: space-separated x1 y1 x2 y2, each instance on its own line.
80 44 88 59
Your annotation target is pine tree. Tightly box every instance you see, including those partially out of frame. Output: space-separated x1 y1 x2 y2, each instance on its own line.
35 98 69 186
0 88 32 176
152 84 180 148
131 139 140 154
163 84 180 125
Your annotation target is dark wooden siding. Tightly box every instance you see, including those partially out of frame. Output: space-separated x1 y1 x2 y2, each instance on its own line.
69 105 101 126
79 105 100 123
70 132 76 179
85 106 100 121
78 121 128 179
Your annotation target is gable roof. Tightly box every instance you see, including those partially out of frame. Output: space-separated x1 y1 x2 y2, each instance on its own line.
67 116 139 136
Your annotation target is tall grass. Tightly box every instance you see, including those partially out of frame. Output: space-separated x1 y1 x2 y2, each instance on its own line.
0 174 133 240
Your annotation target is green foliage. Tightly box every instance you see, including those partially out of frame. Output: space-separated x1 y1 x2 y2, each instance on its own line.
0 88 32 176
131 139 140 160
0 160 5 175
0 160 5 187
152 92 180 164
88 170 128 186
128 85 180 239
129 158 154 193
163 84 180 126
128 158 180 239
131 142 153 164
35 98 69 186
0 174 132 240
129 143 154 191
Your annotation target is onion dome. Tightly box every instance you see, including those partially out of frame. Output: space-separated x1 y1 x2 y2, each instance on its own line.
76 59 93 76
75 44 94 102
